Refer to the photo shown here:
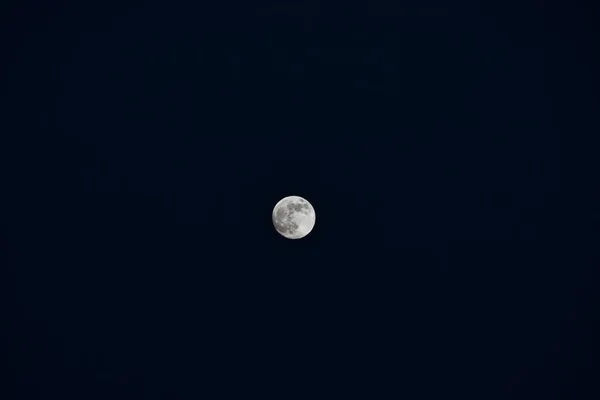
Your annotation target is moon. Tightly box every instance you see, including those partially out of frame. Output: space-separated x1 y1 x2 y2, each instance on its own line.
272 195 316 239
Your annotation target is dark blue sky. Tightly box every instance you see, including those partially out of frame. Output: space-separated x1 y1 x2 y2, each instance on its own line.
2 1 598 398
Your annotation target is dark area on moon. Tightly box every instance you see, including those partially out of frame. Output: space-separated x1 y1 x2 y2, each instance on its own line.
287 202 309 212
2 1 597 399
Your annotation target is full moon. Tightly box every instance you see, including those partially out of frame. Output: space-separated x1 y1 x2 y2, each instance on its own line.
272 195 316 239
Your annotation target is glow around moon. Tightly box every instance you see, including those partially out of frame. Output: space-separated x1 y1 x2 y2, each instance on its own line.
272 196 316 239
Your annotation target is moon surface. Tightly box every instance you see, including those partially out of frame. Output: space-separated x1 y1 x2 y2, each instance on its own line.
272 196 316 239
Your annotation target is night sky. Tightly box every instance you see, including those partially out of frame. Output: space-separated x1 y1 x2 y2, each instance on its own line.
2 1 598 398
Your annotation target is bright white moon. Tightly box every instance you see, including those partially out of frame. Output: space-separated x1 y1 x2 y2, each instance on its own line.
272 195 316 239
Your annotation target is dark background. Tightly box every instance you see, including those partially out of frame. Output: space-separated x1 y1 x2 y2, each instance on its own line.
1 0 598 398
